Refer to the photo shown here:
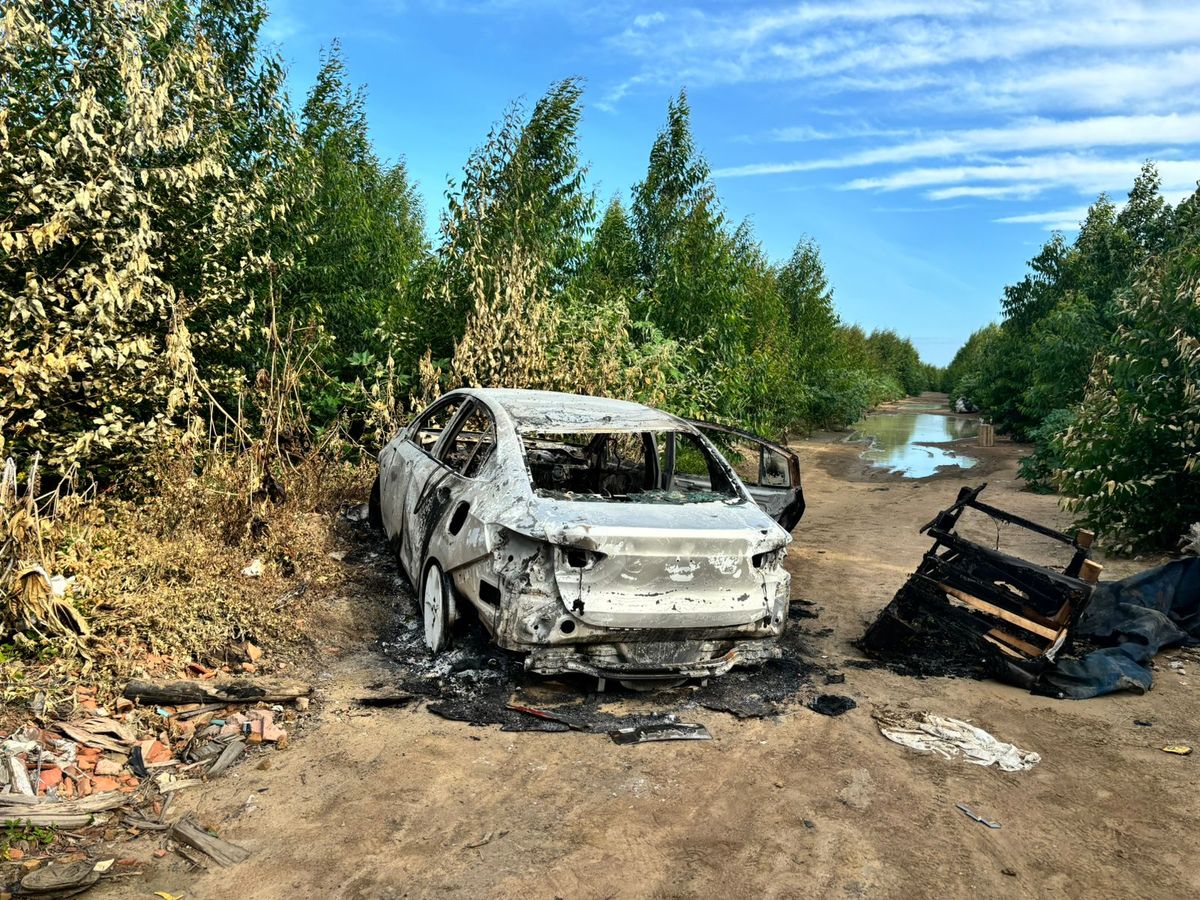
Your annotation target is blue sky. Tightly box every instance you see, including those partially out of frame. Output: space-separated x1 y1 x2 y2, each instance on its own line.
264 1 1200 366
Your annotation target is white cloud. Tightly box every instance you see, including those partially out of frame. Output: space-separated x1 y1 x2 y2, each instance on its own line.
715 113 1200 178
587 3 1200 211
926 184 1047 201
632 12 665 29
603 1 1200 112
994 208 1092 231
840 154 1200 199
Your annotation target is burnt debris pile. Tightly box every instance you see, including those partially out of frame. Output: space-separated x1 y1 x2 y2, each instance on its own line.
860 484 1101 690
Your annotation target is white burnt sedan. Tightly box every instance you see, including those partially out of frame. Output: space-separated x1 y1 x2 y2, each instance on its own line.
370 388 805 685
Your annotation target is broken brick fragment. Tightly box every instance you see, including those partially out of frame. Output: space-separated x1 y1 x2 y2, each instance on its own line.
136 739 172 765
37 767 63 792
90 775 120 792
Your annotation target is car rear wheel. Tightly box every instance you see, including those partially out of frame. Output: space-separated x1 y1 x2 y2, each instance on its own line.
421 561 451 653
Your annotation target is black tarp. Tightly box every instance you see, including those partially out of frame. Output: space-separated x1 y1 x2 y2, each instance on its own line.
1037 558 1200 699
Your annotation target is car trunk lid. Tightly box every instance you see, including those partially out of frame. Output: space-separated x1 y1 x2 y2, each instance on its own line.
547 521 781 629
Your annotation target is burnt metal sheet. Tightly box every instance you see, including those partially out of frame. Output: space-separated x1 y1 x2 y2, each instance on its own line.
609 722 712 744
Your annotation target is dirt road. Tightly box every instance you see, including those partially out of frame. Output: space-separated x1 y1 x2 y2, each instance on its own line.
104 399 1197 899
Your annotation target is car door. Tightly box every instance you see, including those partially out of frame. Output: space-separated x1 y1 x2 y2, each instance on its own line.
425 399 498 580
390 396 469 577
685 421 806 531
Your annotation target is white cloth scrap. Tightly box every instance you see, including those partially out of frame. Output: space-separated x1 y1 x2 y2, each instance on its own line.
874 708 1040 772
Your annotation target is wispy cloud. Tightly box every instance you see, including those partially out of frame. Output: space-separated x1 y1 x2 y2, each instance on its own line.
717 114 1200 178
603 2 1200 111
836 155 1200 206
263 0 304 43
994 208 1092 232
593 1 1200 214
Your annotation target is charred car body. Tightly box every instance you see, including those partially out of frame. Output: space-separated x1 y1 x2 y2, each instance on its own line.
372 389 804 684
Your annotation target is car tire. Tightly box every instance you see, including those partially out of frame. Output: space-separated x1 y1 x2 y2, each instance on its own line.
368 475 383 530
421 560 452 654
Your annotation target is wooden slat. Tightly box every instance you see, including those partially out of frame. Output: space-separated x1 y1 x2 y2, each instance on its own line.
983 634 1026 659
1080 559 1104 585
984 627 1048 658
938 582 1061 641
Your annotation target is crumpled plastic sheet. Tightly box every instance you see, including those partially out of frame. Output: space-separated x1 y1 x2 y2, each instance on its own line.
873 708 1040 772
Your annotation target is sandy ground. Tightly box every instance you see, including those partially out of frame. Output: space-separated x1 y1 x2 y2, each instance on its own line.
98 396 1197 899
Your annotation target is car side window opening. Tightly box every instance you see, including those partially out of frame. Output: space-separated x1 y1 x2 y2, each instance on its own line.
439 403 497 478
521 429 739 503
410 399 463 455
695 433 790 489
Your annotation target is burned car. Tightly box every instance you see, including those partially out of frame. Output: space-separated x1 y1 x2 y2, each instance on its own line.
370 388 804 684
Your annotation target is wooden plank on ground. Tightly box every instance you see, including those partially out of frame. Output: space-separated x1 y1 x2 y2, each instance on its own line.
124 678 310 706
170 816 250 867
984 627 1049 659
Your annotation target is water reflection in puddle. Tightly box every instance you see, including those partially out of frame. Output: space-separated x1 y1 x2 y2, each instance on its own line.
850 413 980 478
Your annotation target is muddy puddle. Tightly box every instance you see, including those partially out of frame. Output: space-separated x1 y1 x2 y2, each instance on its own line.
850 412 979 477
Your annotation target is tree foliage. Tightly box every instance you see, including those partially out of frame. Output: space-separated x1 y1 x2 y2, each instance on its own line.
0 0 280 473
947 162 1200 549
2 4 939 482
284 43 425 405
1054 260 1200 551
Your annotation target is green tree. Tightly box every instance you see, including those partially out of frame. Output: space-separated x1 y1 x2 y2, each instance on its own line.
1054 254 1200 551
944 323 1002 407
574 198 640 302
284 43 426 400
866 329 927 395
0 0 273 474
778 238 839 369
423 79 592 359
631 90 710 287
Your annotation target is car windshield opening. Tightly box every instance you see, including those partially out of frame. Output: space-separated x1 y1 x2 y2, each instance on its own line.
520 430 741 503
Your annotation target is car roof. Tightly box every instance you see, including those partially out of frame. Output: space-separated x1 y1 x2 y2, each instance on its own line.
455 388 686 433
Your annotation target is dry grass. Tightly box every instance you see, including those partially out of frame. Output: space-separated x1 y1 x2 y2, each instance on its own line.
0 339 377 722
0 443 371 720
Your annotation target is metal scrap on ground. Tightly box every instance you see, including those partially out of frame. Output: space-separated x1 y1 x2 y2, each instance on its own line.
609 722 712 744
956 803 1002 828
